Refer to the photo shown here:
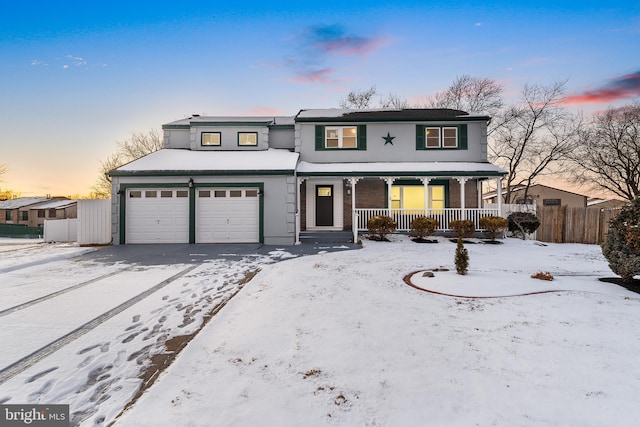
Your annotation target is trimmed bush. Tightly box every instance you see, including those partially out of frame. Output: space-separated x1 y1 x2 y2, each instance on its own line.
449 219 475 238
410 216 439 239
479 216 509 240
367 215 396 241
601 198 640 284
507 211 540 239
455 237 469 275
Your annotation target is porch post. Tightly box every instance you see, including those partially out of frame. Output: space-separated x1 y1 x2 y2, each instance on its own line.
456 177 468 220
295 177 306 244
348 177 360 243
383 177 395 212
477 179 482 208
419 177 432 213
496 177 503 217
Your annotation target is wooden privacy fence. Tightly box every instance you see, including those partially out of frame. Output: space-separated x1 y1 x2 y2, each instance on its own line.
536 206 622 244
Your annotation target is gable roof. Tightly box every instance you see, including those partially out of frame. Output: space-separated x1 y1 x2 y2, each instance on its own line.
28 199 76 210
295 108 490 122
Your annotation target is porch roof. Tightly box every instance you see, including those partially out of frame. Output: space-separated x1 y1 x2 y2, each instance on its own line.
296 161 507 177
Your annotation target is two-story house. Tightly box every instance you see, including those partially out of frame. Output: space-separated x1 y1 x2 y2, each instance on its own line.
109 108 507 245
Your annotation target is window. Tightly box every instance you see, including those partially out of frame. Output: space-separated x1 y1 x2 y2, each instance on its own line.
201 132 221 146
145 191 157 198
5 211 12 221
161 191 173 198
129 191 142 198
20 211 29 221
416 125 466 150
176 191 188 198
543 198 561 206
391 184 447 211
238 132 258 146
246 190 258 197
199 190 211 198
38 210 45 218
230 190 242 197
326 127 357 148
214 190 226 197
48 209 56 218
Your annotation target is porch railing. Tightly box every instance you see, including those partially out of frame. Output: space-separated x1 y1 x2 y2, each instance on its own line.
354 208 500 232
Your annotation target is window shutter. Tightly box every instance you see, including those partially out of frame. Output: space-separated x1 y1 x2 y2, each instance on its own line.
357 125 367 150
416 125 425 150
458 124 467 149
315 125 325 150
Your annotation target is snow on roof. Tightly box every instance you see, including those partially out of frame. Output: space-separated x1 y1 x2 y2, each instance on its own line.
164 116 295 127
295 108 487 121
29 199 76 210
113 149 299 173
297 161 506 176
0 197 51 209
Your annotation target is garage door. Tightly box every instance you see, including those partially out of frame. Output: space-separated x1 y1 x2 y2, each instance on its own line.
126 189 189 244
196 188 259 243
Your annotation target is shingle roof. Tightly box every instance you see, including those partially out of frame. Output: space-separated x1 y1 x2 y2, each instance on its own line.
0 197 51 209
295 108 489 122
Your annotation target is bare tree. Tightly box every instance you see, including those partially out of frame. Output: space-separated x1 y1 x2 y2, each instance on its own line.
93 129 163 198
489 80 583 204
0 164 7 182
422 75 504 116
379 93 409 109
339 85 378 109
568 102 640 201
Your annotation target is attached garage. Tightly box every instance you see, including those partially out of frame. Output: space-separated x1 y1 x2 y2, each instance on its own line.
196 188 260 243
126 188 189 244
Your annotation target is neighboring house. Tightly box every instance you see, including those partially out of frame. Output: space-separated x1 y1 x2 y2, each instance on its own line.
109 108 507 245
0 197 73 227
28 199 78 227
484 184 588 208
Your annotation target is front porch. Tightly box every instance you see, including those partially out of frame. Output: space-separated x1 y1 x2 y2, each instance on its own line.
354 207 501 232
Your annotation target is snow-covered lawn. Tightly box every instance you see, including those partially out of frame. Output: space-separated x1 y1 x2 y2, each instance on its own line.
116 236 640 427
1 236 639 426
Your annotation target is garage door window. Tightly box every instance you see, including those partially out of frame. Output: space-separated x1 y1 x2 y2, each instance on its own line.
161 191 173 198
230 190 242 197
199 191 211 198
214 190 226 197
246 190 258 197
145 191 157 198
130 191 142 198
177 191 188 198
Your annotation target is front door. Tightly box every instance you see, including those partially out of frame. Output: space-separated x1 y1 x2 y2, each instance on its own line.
315 185 334 226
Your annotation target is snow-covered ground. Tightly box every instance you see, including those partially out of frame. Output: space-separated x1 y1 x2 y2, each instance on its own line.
2 236 640 426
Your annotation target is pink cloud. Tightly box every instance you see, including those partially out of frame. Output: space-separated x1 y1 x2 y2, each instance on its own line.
564 71 640 105
289 68 335 84
248 107 285 116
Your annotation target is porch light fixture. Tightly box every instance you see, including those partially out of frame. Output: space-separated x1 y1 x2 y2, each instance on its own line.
188 178 194 188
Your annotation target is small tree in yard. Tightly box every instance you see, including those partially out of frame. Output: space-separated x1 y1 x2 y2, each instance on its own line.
479 216 509 241
455 237 469 275
410 216 439 240
367 215 396 241
601 198 640 284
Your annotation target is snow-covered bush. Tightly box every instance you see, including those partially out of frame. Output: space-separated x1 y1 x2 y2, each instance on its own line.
455 237 469 275
449 219 475 238
601 199 640 284
507 212 540 239
410 216 439 239
479 216 508 240
367 215 396 241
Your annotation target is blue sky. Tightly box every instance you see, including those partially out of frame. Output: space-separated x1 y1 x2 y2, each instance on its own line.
0 0 638 196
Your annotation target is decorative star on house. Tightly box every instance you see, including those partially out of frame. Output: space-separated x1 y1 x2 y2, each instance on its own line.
383 132 395 145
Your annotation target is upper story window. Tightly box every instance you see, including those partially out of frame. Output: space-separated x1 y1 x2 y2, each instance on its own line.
238 132 258 146
19 211 29 221
315 125 367 150
416 125 467 150
326 127 357 148
201 132 221 146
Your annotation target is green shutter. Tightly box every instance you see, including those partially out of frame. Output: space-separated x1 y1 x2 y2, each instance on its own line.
458 124 467 149
315 125 325 150
357 125 367 150
416 125 425 150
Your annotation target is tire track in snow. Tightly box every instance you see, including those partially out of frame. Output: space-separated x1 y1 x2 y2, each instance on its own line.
0 268 131 318
0 265 198 385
